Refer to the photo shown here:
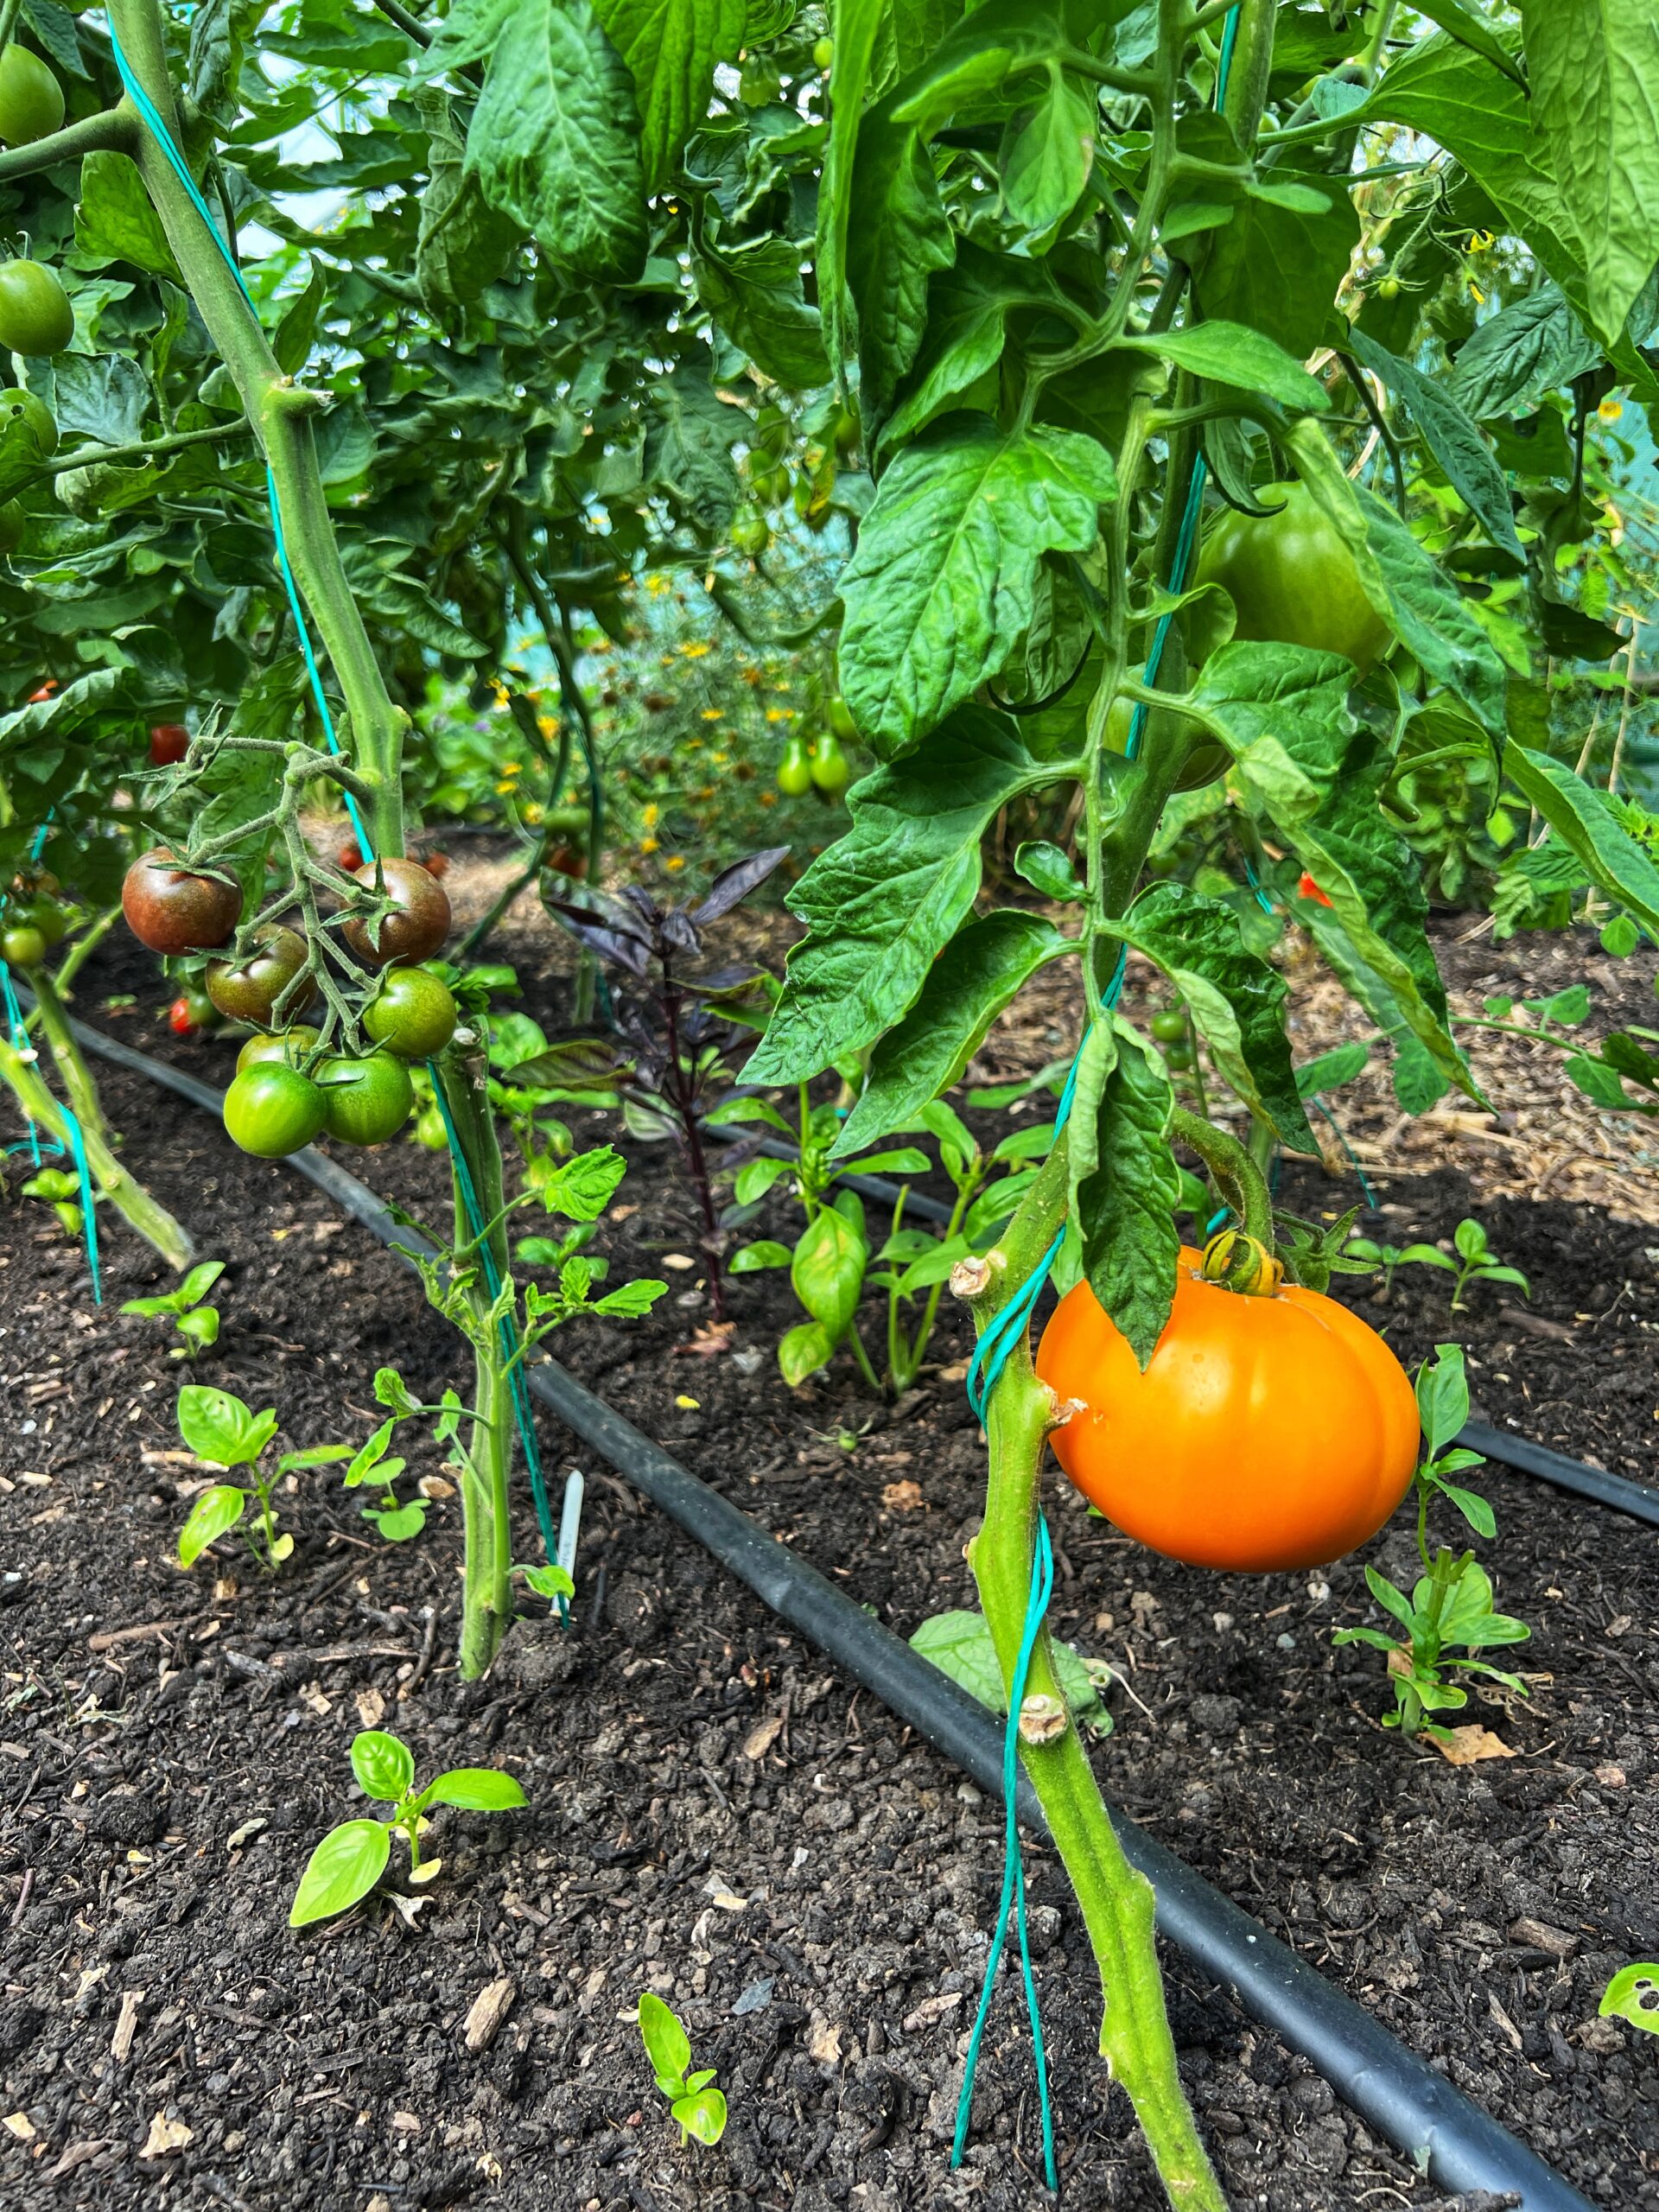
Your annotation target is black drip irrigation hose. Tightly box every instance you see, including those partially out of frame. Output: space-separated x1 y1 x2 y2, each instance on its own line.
52 1014 1599 2212
713 1125 1659 1533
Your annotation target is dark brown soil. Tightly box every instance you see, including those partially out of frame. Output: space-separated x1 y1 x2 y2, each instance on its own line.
2 921 1656 2212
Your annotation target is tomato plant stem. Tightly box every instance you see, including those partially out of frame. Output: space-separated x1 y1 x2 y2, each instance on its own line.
435 1041 517 1679
0 1027 195 1270
107 0 409 861
957 1146 1225 2211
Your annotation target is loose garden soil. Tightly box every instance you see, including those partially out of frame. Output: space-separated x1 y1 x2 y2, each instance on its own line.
3 910 1656 2212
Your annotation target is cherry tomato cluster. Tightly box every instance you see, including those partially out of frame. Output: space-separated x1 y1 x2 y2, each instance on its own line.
120 846 458 1158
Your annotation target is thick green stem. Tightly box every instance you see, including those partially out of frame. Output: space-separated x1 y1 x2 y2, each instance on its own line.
107 0 408 859
953 1147 1225 2212
1168 1104 1273 1247
435 1039 515 1678
0 1031 195 1270
0 103 136 184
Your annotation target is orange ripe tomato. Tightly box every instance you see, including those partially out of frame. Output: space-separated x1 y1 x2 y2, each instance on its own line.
1035 1249 1419 1572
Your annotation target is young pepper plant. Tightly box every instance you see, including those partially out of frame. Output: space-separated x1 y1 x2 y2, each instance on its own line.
175 1384 353 1573
289 1730 526 1929
1335 1345 1530 1739
120 1259 225 1358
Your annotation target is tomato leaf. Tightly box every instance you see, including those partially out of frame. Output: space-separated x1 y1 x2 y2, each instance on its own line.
1071 1020 1181 1371
1122 321 1331 416
814 0 887 384
1513 0 1659 346
1344 328 1523 560
426 0 648 284
831 912 1066 1158
1120 882 1314 1153
744 709 1049 1084
289 1818 391 1928
1503 747 1659 938
837 417 1116 757
592 0 745 190
1286 421 1509 736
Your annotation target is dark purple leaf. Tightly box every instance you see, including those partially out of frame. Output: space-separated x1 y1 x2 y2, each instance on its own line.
690 847 790 925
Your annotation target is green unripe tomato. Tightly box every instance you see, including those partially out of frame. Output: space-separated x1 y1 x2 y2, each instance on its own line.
810 732 850 795
813 35 834 69
363 965 458 1059
1162 1042 1195 1072
0 260 75 358
412 1105 449 1150
0 387 57 456
223 1064 327 1157
0 500 22 556
826 693 857 742
776 737 812 798
1196 483 1390 673
729 507 770 556
317 1051 414 1146
2 923 47 967
0 45 64 147
1150 1009 1188 1044
236 1024 321 1075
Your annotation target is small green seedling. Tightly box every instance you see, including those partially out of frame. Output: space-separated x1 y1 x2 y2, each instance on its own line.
289 1730 527 1927
20 1166 84 1239
1335 1345 1531 1738
639 1992 727 2146
175 1384 352 1572
1351 1216 1529 1313
1600 1965 1659 2035
120 1259 225 1357
512 1561 575 1605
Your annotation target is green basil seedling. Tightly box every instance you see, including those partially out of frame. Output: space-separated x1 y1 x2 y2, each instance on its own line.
175 1384 353 1572
638 1991 727 2147
289 1730 527 1928
120 1259 225 1357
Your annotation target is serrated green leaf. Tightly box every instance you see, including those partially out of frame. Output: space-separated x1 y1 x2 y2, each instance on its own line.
593 0 744 188
429 0 647 283
1345 328 1522 559
1071 1020 1180 1370
831 912 1065 1158
1287 420 1508 734
744 709 1049 1084
838 416 1115 757
1120 881 1313 1151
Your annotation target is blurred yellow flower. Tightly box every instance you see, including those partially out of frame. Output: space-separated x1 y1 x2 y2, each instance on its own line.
679 641 712 658
522 803 545 826
701 708 723 721
664 854 686 871
1599 398 1624 423
643 802 659 829
640 836 659 855
765 706 795 722
759 790 778 806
